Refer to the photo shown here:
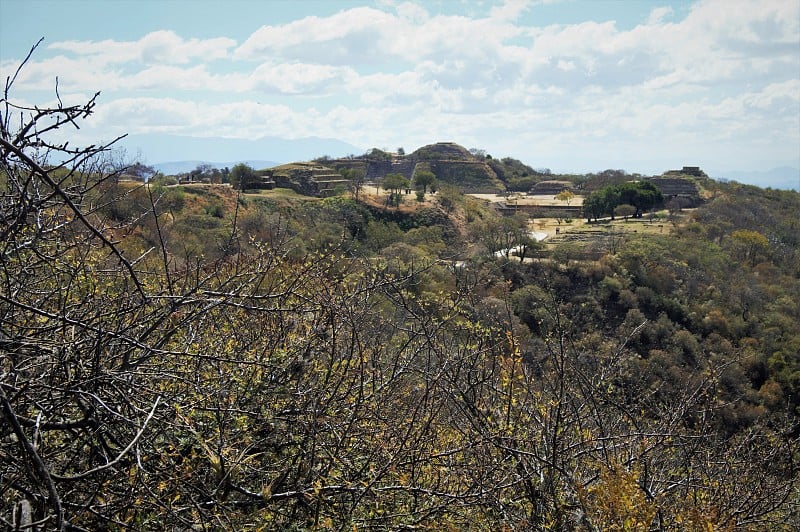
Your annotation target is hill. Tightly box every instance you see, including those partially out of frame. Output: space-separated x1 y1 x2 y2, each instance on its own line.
323 141 505 193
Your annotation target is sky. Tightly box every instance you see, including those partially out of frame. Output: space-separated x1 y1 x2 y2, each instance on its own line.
1 0 799 177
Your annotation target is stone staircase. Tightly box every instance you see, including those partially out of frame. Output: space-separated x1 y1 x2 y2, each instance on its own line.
314 168 350 197
265 164 351 197
647 176 702 206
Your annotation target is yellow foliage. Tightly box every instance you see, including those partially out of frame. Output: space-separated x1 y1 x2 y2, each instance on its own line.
578 463 658 531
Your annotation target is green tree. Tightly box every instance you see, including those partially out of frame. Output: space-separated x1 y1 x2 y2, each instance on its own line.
614 203 637 220
188 163 213 183
618 181 663 217
583 192 606 222
585 181 663 221
602 186 622 218
413 170 437 194
229 163 257 190
126 161 157 181
382 172 410 206
382 172 409 194
340 167 365 200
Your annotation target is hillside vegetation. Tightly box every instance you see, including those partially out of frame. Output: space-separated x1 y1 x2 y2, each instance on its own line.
2 80 799 531
322 142 506 194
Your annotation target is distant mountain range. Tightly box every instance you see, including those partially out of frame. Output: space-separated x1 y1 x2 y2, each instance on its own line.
119 133 363 172
709 166 800 191
152 160 279 175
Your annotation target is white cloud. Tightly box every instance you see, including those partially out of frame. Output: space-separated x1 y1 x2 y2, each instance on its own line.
655 0 800 85
128 65 226 91
1 0 797 173
350 70 429 105
489 0 533 21
391 1 429 23
235 7 399 64
88 97 301 139
49 31 236 66
236 3 527 76
556 59 575 71
1 54 126 92
647 6 673 26
250 62 357 95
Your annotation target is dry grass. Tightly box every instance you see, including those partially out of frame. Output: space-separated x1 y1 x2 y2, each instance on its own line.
534 210 684 253
470 193 585 207
244 187 317 202
359 189 436 212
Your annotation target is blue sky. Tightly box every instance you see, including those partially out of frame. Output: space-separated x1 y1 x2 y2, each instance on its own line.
1 0 798 176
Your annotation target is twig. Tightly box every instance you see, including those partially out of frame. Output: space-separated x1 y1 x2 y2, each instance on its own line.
51 397 161 482
0 384 64 530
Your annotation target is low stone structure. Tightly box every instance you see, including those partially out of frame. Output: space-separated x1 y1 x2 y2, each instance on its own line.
529 180 574 195
647 176 702 207
261 163 350 197
496 202 582 218
364 159 416 181
679 166 706 177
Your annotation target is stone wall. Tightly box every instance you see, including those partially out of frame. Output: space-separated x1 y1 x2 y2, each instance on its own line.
648 177 702 206
530 180 574 195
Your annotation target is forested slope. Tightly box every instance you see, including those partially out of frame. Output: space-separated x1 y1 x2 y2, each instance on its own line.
2 76 798 530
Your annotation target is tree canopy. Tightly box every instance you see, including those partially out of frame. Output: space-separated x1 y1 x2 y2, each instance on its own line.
382 172 410 193
412 170 436 193
229 162 257 190
583 180 664 221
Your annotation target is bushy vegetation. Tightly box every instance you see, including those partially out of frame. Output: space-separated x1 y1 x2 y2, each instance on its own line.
429 160 504 193
488 156 544 191
2 62 798 531
583 181 664 221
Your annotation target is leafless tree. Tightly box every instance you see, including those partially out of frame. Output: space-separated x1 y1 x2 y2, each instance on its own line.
2 43 796 531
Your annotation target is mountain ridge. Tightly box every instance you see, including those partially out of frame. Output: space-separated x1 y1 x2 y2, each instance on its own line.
122 133 799 190
152 160 279 175
709 166 800 191
120 133 363 168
